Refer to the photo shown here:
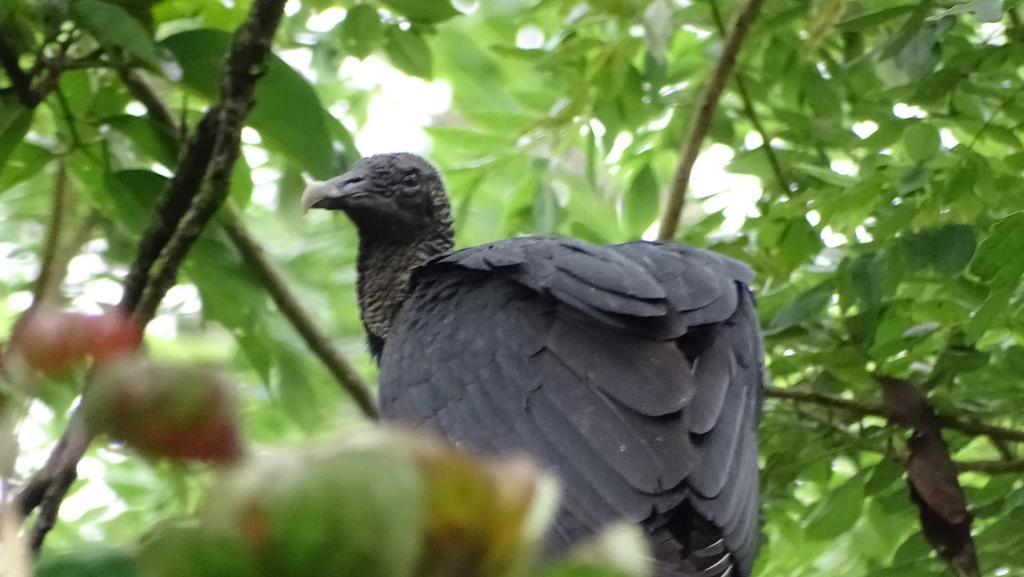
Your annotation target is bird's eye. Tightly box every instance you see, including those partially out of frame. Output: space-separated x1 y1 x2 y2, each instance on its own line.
402 172 420 186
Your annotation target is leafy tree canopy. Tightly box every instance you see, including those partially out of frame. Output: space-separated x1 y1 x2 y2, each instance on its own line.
1 0 1023 576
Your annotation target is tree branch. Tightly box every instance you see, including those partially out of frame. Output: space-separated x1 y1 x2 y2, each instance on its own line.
16 0 289 553
219 208 378 419
30 160 71 308
115 67 177 135
119 69 377 418
766 386 1024 443
707 0 789 194
657 0 768 240
132 0 286 324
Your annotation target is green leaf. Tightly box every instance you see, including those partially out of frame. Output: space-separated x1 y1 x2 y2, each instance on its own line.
340 5 382 59
106 115 180 166
969 211 1024 281
161 30 336 178
36 549 139 577
70 0 164 70
379 0 461 23
0 142 51 192
622 164 658 237
0 96 34 168
900 224 976 276
767 282 834 334
902 123 940 162
384 27 433 79
804 475 866 540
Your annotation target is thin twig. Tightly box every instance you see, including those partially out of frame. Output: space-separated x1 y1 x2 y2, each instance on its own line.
766 386 1024 443
30 160 71 308
219 208 378 418
795 407 1024 476
116 68 177 132
657 0 768 240
707 0 789 193
957 459 1024 474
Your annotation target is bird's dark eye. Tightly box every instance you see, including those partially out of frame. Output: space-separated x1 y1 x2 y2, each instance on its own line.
402 172 420 186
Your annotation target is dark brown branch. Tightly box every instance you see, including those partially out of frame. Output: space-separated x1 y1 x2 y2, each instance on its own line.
119 112 220 312
0 33 39 106
765 386 1024 443
957 459 1024 474
219 209 378 419
132 0 287 323
657 0 768 240
17 0 289 553
797 409 1024 476
120 69 377 418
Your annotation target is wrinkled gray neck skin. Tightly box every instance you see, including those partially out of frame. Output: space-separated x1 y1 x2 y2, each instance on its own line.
355 185 454 345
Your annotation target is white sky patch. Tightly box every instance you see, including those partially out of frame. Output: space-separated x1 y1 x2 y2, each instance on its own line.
606 132 634 165
940 128 960 148
339 56 453 154
743 131 763 149
681 24 711 39
691 144 763 234
125 101 147 117
855 225 874 243
830 159 858 176
516 25 545 49
980 22 1007 45
806 209 821 227
163 284 203 315
821 225 848 247
7 291 32 312
306 7 347 32
893 103 927 119
284 0 300 16
243 144 269 169
241 127 262 145
252 167 282 209
147 313 178 340
852 120 878 139
279 48 316 82
65 254 106 285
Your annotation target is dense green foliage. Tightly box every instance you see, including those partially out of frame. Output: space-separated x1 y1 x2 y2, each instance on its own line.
2 0 1024 575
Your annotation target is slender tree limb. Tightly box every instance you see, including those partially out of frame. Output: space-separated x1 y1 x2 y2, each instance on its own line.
219 209 378 418
707 0 789 194
657 0 768 240
120 112 221 312
119 69 377 418
116 68 177 132
0 33 38 106
30 160 71 308
132 0 286 323
766 386 1024 443
17 0 289 553
957 459 1024 474
798 408 1024 476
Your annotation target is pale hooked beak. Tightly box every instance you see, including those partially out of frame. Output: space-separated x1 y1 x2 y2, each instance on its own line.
299 170 369 214
300 180 335 213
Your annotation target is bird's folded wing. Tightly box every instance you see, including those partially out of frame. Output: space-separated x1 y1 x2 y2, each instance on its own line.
384 239 762 576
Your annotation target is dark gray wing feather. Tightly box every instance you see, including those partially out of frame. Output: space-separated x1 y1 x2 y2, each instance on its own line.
380 237 763 577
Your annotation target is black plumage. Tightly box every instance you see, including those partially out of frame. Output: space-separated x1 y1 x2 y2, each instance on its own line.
302 153 765 577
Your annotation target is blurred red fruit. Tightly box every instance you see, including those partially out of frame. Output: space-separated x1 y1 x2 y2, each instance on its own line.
9 307 142 376
86 357 244 464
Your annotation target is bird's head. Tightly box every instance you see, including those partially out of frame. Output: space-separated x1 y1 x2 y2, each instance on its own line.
300 153 453 244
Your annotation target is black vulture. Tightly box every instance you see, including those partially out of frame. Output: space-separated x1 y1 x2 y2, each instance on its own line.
301 153 764 577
